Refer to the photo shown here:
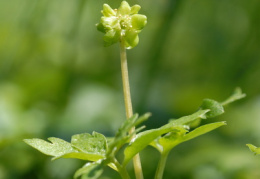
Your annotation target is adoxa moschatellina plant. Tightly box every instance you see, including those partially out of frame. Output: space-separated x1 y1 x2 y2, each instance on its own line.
24 1 246 179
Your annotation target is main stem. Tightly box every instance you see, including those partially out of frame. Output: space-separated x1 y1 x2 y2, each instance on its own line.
120 39 144 179
154 151 169 179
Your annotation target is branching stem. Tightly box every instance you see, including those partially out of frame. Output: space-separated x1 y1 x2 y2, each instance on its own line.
120 38 144 179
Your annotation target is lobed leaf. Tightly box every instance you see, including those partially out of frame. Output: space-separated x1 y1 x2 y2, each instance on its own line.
24 132 108 162
24 138 76 159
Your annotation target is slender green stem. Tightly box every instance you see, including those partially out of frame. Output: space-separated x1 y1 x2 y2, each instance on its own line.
120 38 144 179
113 159 131 179
120 39 133 122
154 151 169 179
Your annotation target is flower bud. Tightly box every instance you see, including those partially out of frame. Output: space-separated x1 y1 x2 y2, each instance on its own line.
96 1 147 49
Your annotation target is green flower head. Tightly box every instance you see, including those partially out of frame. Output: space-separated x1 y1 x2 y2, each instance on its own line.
96 1 147 49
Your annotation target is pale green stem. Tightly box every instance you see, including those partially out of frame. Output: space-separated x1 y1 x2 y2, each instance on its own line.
113 159 131 179
154 151 169 179
120 38 144 179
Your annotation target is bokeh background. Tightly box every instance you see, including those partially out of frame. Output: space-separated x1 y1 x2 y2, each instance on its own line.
1 0 260 178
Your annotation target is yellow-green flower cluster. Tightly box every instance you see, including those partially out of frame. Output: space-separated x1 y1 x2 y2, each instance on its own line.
96 1 147 49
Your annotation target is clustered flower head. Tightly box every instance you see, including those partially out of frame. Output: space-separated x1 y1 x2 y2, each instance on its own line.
96 1 147 49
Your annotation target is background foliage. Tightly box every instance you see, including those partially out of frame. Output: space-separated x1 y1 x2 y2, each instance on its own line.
0 0 260 178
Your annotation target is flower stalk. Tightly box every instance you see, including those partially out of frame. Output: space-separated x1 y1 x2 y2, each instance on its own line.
120 37 144 179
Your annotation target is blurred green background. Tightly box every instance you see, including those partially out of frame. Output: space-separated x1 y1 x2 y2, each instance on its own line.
1 0 260 178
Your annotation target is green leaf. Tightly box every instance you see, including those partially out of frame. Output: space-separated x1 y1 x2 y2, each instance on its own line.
221 87 246 106
182 122 226 142
170 109 210 125
74 162 103 179
124 110 212 163
200 99 224 118
107 113 150 157
114 114 139 139
150 122 226 154
24 132 108 163
133 112 152 127
123 123 185 165
24 138 76 159
247 144 260 155
56 152 105 163
71 132 107 156
150 126 188 153
188 118 202 128
57 132 108 161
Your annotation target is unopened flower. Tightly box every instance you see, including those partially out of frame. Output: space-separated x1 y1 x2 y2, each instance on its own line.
96 1 147 49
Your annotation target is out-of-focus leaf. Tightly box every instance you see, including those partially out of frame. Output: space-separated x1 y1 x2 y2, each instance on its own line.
246 144 260 155
221 87 246 106
74 161 103 179
107 113 150 157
